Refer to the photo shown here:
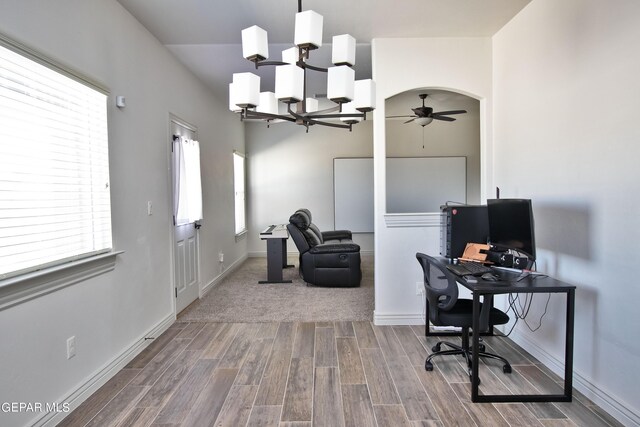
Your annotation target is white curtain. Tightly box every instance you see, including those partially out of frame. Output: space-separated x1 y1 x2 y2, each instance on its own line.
173 137 203 224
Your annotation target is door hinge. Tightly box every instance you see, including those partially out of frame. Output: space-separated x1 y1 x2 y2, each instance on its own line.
175 288 177 298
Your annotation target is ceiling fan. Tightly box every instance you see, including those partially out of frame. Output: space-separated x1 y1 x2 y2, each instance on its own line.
387 93 467 126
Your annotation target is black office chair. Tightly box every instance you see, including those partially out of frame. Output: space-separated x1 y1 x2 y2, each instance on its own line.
416 253 512 383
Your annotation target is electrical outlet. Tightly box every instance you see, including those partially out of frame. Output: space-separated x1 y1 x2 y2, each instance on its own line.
147 201 153 215
67 336 76 359
218 252 224 263
416 281 424 296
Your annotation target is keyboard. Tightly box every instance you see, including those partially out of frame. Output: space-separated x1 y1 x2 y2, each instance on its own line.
446 262 493 276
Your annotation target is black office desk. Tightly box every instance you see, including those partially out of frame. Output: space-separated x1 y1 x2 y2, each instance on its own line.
456 270 576 403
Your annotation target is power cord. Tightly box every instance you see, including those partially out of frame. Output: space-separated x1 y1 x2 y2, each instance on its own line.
503 290 552 337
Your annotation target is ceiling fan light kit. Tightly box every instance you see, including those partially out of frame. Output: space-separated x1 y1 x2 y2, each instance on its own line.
230 0 376 131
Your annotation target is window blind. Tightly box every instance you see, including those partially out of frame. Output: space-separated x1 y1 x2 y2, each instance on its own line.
0 43 112 279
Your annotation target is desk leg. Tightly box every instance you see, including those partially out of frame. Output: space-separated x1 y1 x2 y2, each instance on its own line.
282 238 294 269
564 289 575 400
259 239 293 284
471 293 481 401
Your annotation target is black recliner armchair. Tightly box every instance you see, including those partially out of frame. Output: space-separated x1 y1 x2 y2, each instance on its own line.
287 209 361 287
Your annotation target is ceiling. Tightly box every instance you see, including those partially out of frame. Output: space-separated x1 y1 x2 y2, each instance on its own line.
117 0 531 99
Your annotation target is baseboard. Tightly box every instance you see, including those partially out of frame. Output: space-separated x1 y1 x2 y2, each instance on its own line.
373 311 424 325
35 313 175 427
511 331 640 427
200 253 248 297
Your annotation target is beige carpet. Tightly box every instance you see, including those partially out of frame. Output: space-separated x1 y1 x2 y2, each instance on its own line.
177 255 374 322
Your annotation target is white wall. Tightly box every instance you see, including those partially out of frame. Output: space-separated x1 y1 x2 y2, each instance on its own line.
493 0 640 424
245 120 374 255
0 1 245 426
371 38 493 324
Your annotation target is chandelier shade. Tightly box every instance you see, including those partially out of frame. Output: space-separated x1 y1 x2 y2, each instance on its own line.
294 10 323 49
232 72 260 108
354 79 376 112
231 0 375 131
327 65 355 104
241 26 269 61
257 91 279 115
415 116 434 126
275 64 304 103
332 34 356 66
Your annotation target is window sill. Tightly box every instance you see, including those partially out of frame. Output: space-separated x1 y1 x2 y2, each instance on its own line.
0 250 124 311
235 229 248 241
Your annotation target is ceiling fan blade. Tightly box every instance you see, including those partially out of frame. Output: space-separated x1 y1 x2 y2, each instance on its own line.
403 118 416 124
386 115 416 119
433 109 467 115
431 115 456 122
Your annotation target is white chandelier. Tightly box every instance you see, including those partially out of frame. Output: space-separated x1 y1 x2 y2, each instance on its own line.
229 0 376 132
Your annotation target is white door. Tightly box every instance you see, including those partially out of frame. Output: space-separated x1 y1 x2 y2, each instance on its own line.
171 119 200 313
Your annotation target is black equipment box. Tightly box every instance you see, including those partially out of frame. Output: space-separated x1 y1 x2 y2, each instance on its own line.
440 205 489 259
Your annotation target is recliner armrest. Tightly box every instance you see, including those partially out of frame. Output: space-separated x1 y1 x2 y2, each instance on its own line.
321 230 352 241
309 243 360 254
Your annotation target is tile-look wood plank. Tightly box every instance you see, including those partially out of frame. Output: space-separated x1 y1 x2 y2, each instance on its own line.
334 321 355 337
494 403 545 426
353 321 379 349
186 323 225 351
256 322 280 339
313 367 345 427
413 365 476 427
201 322 242 359
214 385 259 427
449 382 510 427
315 321 333 328
385 356 439 421
373 325 407 359
411 421 444 427
255 322 295 406
246 405 282 427
58 368 140 427
117 406 160 427
136 350 202 408
130 338 190 386
540 420 578 427
341 384 376 427
524 402 568 420
392 326 429 366
85 385 149 427
280 422 312 427
482 336 534 365
219 323 259 368
175 322 205 340
236 338 275 386
554 399 612 427
181 368 238 427
336 337 366 384
291 322 315 358
152 359 219 424
315 327 337 367
359 348 401 405
373 404 412 427
126 328 182 369
281 358 314 422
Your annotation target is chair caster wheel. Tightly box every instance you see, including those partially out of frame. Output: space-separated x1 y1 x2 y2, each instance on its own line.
503 365 512 374
432 344 441 352
478 344 486 352
425 361 434 371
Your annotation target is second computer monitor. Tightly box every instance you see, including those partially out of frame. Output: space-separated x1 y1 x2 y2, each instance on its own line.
487 198 536 260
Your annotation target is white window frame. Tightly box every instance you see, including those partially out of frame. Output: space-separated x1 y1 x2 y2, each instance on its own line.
233 151 247 237
0 33 119 307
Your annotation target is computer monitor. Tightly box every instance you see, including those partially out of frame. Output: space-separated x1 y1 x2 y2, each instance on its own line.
487 198 536 260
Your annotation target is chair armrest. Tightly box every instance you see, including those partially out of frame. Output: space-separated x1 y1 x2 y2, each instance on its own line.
321 230 352 241
308 243 360 254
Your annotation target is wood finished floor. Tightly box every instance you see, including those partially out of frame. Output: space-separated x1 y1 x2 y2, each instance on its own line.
58 321 623 427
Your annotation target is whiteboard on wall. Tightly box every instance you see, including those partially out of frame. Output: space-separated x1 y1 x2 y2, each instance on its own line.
334 158 374 233
333 157 466 232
